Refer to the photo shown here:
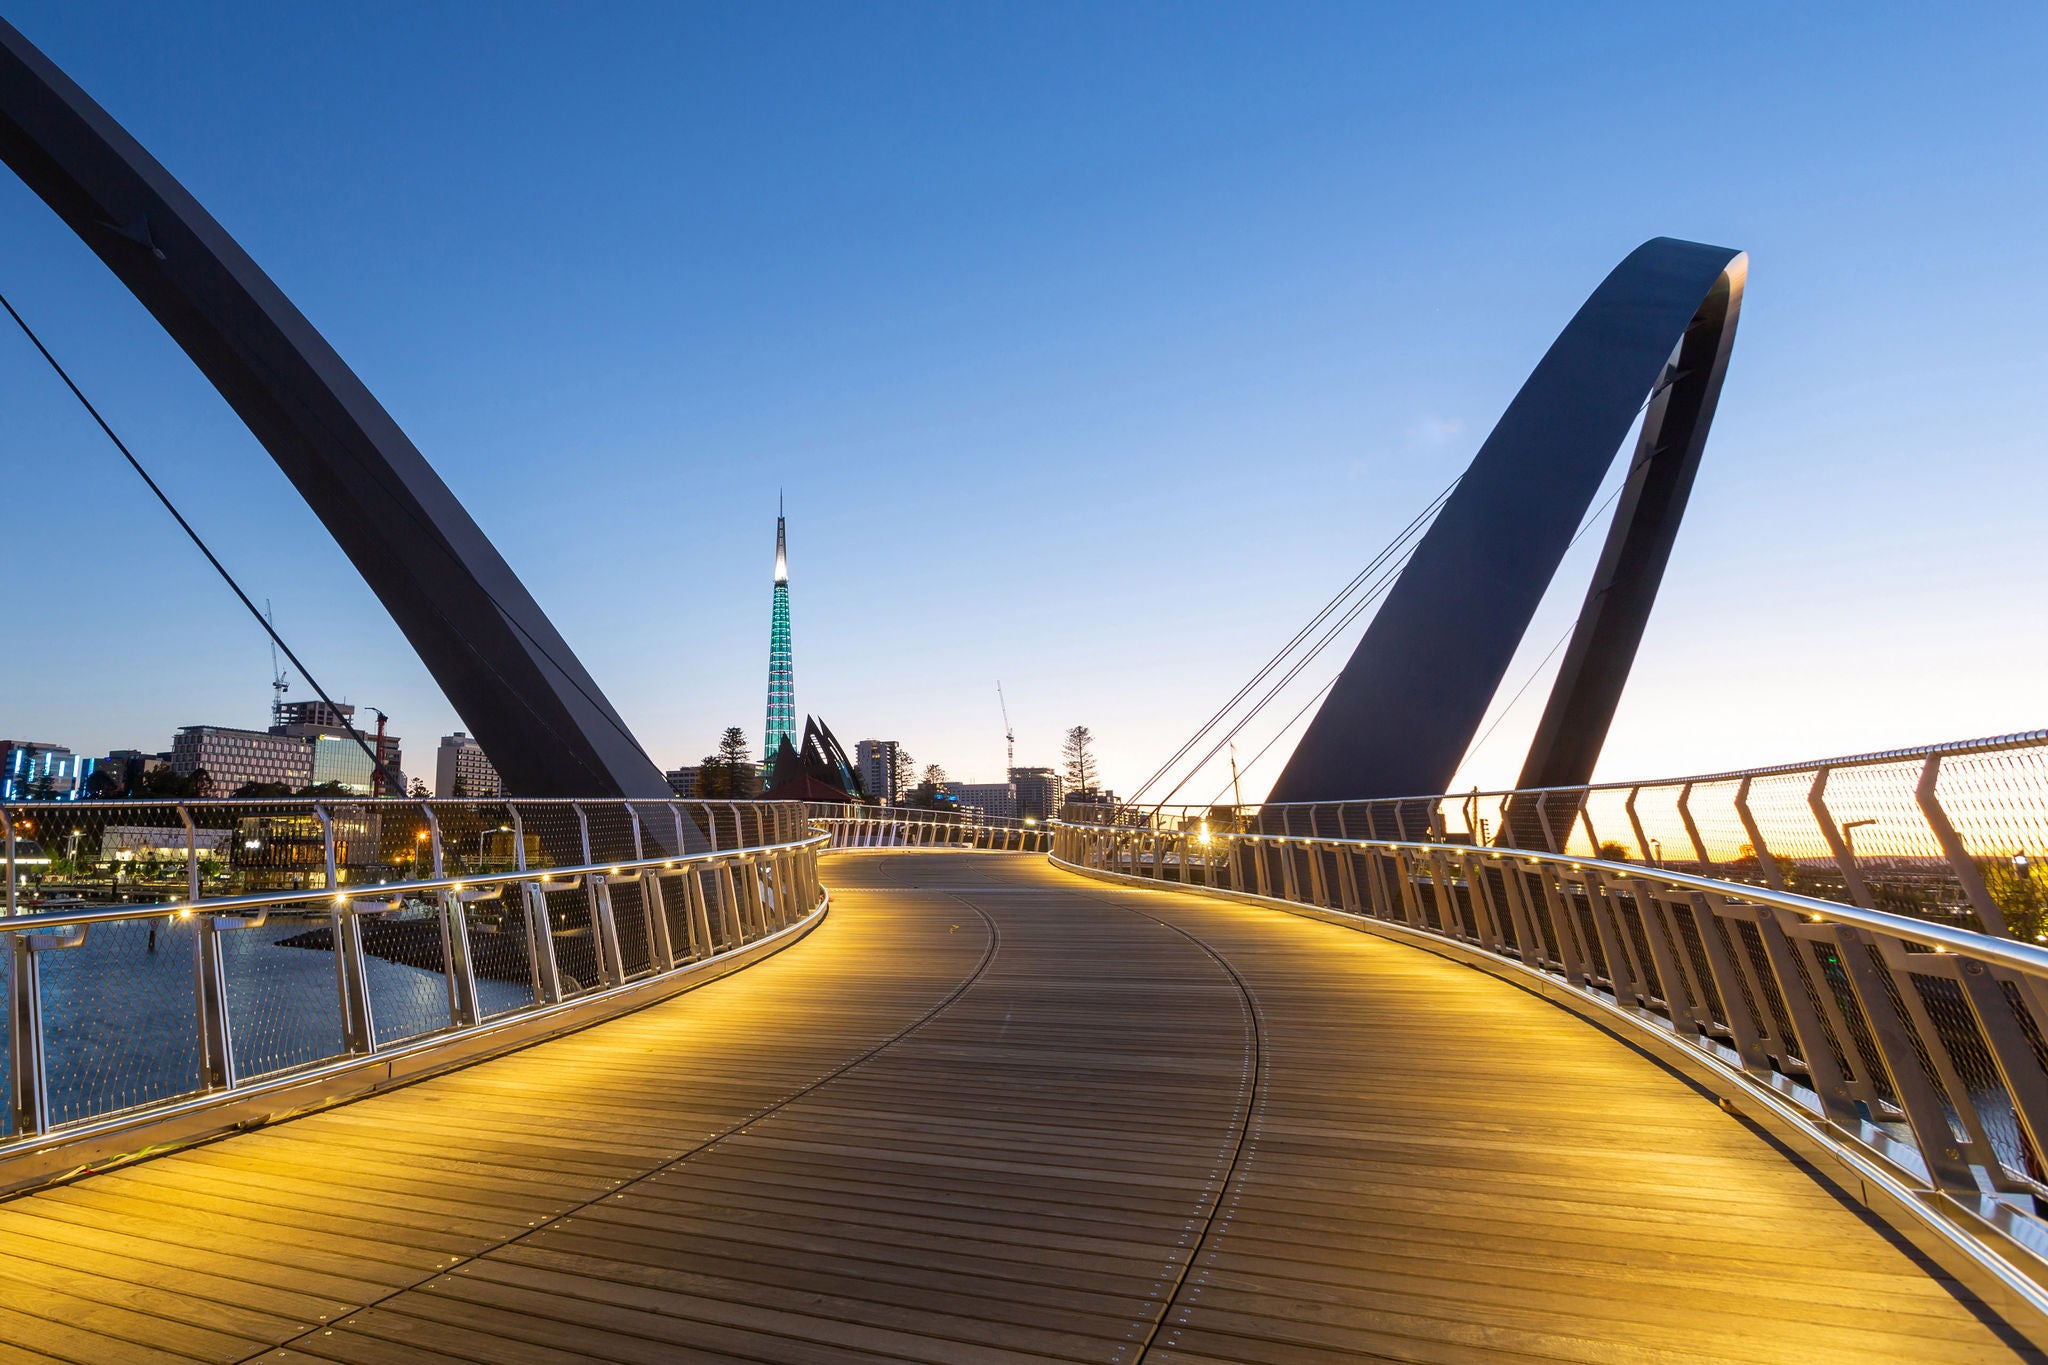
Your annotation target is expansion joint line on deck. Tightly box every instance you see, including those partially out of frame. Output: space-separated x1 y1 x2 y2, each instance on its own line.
1082 888 1269 1364
235 901 1003 1365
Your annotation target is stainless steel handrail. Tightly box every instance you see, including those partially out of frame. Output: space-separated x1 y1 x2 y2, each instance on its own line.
807 804 1056 853
0 837 812 931
1054 813 2048 1313
3 801 826 1157
1071 727 2048 937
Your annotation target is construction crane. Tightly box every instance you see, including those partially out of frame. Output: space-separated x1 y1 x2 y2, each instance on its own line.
265 599 290 728
997 681 1015 775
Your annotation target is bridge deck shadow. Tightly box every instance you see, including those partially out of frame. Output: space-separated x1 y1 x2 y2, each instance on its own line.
0 853 2036 1364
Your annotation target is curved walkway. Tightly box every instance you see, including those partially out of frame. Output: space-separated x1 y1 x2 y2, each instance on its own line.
0 854 2036 1364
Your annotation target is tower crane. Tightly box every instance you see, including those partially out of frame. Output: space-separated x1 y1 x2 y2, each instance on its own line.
265 599 290 728
997 681 1015 775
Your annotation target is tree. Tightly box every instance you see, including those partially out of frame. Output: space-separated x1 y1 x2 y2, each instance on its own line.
889 749 916 804
1062 726 1098 792
297 781 355 798
233 781 297 798
696 726 755 799
410 777 431 799
902 764 952 811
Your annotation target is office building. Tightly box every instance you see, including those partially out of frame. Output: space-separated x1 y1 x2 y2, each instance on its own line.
664 766 700 798
951 782 1017 821
0 741 90 801
435 732 504 799
855 740 900 803
171 726 314 796
1009 767 1067 823
271 701 403 795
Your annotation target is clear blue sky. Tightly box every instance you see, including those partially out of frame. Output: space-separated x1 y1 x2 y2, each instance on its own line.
1 3 2041 801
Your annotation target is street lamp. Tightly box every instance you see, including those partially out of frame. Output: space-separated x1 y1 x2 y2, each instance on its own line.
1842 818 1877 865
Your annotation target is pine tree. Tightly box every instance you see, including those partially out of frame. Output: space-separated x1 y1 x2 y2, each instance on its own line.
1062 726 1098 792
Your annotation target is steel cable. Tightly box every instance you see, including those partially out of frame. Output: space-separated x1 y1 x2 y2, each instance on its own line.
0 286 403 795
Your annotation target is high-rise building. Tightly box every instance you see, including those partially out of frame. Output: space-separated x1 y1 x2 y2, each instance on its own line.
855 740 900 803
172 726 313 796
0 740 91 801
763 500 796 766
435 732 503 799
951 782 1017 821
270 700 403 795
1009 767 1067 823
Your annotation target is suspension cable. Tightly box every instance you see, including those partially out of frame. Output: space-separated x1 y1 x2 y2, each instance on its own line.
0 287 403 795
1147 534 1420 810
1172 392 1660 812
1127 475 1459 804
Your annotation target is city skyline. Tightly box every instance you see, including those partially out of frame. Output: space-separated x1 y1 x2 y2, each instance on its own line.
1 4 2042 803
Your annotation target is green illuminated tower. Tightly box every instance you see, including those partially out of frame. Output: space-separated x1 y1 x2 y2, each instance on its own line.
763 499 795 767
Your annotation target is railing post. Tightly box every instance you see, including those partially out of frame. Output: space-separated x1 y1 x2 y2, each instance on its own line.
182 802 201 906
1749 907 1861 1129
1497 858 1544 962
590 876 627 987
1732 776 1785 891
8 928 48 1134
330 897 377 1055
196 914 236 1088
1680 892 1768 1069
574 804 625 987
687 866 716 953
1534 792 1559 854
1626 786 1654 867
4 802 16 917
1808 768 1876 909
718 861 746 941
632 807 676 972
1627 878 1695 1028
1827 924 1976 1190
442 891 482 1029
523 881 564 1004
1677 782 1711 872
1915 754 2009 936
1951 956 2048 1175
179 803 233 1086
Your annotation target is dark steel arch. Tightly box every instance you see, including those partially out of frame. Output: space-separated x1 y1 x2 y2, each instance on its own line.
1268 237 1746 804
0 20 669 798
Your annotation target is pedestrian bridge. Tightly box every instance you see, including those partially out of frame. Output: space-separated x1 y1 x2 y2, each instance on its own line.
5 797 2048 1363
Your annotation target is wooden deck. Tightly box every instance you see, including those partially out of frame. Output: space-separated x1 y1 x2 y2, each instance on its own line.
0 853 2039 1364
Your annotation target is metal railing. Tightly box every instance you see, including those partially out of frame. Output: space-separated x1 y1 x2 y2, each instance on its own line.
806 803 1056 853
1 798 823 1155
1072 729 2048 937
1054 813 2048 1301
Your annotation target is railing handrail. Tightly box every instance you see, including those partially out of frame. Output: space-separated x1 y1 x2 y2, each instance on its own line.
1105 726 2048 815
0 833 827 933
1090 823 2048 978
0 795 807 810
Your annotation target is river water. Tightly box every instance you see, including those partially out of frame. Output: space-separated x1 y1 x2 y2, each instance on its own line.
2 914 532 1134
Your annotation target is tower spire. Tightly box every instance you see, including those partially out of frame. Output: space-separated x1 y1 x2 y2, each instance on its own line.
764 501 795 765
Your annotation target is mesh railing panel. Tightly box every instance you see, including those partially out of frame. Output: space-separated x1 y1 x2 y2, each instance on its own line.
223 912 347 1081
40 916 205 1127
